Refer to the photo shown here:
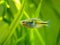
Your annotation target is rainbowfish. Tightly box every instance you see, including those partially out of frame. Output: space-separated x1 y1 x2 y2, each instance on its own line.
20 18 49 28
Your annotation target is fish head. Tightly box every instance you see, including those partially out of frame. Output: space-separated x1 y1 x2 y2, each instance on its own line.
20 19 35 28
20 20 28 26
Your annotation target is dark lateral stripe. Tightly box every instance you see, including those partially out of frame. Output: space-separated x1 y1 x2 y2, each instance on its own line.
40 23 48 24
36 22 48 24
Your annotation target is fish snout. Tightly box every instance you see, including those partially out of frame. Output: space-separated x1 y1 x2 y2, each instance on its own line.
20 21 27 25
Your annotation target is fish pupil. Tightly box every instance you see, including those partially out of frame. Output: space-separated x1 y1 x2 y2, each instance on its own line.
22 21 25 23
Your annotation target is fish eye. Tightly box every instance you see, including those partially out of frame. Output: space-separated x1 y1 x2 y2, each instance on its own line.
22 21 25 23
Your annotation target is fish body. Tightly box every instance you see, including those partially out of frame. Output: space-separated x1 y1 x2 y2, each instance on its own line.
20 18 49 28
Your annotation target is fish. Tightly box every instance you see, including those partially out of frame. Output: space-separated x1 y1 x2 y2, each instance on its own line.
20 18 49 28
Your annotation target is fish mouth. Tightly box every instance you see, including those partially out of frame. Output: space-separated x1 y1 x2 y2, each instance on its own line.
22 23 26 25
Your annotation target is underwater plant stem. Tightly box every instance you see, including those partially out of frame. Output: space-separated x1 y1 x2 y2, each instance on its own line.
34 28 46 45
3 0 25 45
24 11 30 19
30 29 35 45
16 34 26 43
35 0 43 18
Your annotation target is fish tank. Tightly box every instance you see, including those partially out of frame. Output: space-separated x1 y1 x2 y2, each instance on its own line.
0 0 60 45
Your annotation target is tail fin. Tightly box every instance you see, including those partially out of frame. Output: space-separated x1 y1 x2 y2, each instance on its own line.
46 20 50 27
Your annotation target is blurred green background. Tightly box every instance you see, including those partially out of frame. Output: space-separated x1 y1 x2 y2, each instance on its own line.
0 0 60 45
